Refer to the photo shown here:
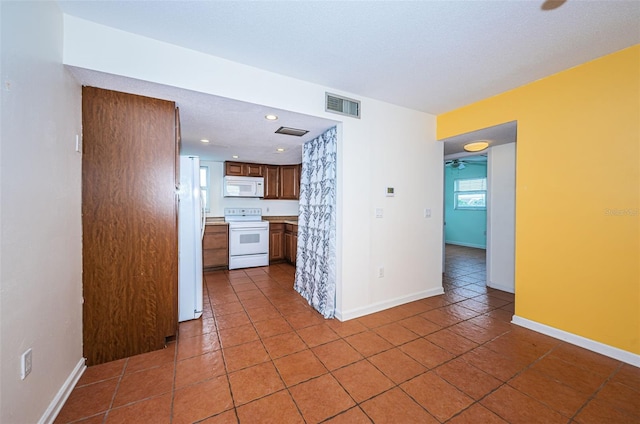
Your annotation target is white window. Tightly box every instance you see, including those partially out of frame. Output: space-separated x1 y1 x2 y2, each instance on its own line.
454 178 487 210
199 166 210 213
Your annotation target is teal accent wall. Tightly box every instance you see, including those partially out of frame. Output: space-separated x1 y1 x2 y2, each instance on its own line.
444 161 487 248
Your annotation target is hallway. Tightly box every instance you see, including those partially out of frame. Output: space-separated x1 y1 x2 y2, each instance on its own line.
55 253 639 423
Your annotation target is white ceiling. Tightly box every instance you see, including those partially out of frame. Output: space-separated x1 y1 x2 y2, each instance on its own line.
58 0 640 162
67 67 338 164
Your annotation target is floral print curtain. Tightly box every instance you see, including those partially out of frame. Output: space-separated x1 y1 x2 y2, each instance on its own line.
294 127 337 318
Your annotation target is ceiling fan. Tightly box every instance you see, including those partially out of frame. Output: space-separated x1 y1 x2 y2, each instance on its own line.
445 156 487 170
445 159 471 169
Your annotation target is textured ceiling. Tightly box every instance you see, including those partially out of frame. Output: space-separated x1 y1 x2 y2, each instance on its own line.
58 0 640 162
67 68 338 164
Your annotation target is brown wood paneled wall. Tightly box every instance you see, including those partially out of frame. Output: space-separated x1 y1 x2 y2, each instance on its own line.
82 87 178 365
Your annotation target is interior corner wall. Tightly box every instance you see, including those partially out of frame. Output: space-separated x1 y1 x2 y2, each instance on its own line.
486 142 516 293
444 163 487 249
62 16 443 320
1 2 83 423
437 45 640 355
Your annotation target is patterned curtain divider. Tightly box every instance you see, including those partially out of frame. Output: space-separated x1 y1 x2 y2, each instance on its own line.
294 127 337 318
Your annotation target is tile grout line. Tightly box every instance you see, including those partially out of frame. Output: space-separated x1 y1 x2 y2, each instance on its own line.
100 357 129 424
208 269 247 423
63 253 517 424
567 361 625 422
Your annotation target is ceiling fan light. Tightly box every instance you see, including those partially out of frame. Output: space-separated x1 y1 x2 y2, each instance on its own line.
464 141 489 152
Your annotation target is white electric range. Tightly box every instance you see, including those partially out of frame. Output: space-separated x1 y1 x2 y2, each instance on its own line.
224 208 270 270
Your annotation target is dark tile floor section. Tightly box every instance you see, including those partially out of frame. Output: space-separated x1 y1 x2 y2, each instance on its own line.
55 244 640 423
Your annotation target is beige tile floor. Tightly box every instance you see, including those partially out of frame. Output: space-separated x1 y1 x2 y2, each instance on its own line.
55 245 640 423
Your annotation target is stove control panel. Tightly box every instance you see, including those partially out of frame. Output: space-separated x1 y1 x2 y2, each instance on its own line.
224 208 262 217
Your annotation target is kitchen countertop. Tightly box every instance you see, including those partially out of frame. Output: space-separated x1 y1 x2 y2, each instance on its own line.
205 217 227 226
204 216 298 226
263 216 298 226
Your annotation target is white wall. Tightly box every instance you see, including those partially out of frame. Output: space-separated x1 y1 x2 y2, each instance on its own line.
487 142 516 293
63 15 444 318
1 2 83 423
202 161 300 217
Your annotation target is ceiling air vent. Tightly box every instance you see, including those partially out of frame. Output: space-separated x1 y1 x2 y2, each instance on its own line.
275 126 309 137
325 92 361 119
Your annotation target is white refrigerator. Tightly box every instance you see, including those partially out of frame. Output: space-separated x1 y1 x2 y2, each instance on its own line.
178 155 204 322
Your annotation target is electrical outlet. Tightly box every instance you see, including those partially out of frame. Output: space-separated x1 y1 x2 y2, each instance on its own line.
378 266 384 278
424 208 431 218
21 348 32 380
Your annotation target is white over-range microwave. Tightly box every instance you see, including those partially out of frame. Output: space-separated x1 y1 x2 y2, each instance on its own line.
223 176 265 198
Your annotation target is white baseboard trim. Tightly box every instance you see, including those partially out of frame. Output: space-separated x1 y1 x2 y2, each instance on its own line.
335 287 444 321
445 241 486 250
487 281 514 294
39 357 86 424
512 315 640 367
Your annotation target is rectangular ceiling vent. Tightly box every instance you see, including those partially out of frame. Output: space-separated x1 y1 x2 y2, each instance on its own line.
275 126 309 137
325 92 361 119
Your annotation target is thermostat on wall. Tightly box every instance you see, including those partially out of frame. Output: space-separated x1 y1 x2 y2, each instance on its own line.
386 187 395 197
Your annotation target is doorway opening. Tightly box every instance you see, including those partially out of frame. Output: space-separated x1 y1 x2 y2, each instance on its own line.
439 121 517 296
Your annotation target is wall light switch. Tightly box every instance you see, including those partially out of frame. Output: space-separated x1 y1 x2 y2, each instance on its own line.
424 208 432 218
375 208 383 218
21 348 32 380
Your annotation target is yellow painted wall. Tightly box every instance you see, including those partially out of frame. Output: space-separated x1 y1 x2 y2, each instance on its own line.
438 45 640 354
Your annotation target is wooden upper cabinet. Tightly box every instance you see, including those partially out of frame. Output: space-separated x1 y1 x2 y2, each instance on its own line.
225 161 300 200
280 164 300 200
225 161 263 177
245 163 264 177
225 161 245 176
264 165 280 199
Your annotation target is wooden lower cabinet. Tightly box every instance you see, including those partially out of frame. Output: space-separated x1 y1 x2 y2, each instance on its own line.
203 225 229 269
292 233 298 265
269 223 284 262
284 223 298 265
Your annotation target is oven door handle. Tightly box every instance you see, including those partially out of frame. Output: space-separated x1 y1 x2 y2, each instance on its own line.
230 227 268 232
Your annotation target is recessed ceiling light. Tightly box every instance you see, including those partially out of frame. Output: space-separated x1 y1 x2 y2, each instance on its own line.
265 114 278 121
464 141 490 152
232 155 239 159
276 148 285 152
200 139 210 143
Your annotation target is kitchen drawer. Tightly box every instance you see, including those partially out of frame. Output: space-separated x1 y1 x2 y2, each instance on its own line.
203 225 229 269
203 231 227 249
203 249 228 267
